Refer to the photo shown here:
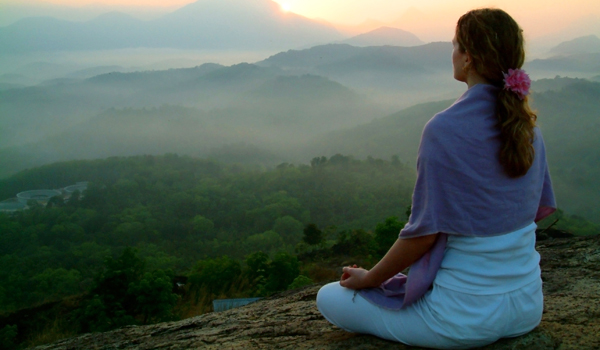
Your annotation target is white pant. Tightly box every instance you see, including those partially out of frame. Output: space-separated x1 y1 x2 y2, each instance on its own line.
316 279 543 349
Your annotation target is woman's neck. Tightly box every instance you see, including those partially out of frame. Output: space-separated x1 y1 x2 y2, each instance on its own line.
466 71 490 88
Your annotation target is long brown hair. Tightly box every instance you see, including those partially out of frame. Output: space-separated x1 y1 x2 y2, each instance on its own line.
456 8 537 177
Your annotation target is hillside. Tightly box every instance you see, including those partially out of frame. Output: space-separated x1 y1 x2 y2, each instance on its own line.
0 63 225 149
531 76 589 92
533 81 600 222
0 42 459 155
302 79 600 224
257 41 462 109
549 35 600 55
0 72 380 178
258 42 454 81
0 60 390 152
1 76 598 225
526 52 600 78
0 155 415 314
341 26 424 47
302 99 452 163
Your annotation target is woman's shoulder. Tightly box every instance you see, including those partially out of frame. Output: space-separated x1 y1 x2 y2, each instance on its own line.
427 85 499 129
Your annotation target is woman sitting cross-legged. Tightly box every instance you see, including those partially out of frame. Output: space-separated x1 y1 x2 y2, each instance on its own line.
316 8 556 349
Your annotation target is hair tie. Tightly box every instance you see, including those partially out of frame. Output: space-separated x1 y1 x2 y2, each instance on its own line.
503 69 531 100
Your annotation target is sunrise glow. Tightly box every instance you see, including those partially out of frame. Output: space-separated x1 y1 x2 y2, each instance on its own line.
3 0 598 41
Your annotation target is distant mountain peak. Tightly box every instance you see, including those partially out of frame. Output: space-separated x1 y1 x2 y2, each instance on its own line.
168 0 280 16
0 0 342 52
341 26 423 47
550 35 600 55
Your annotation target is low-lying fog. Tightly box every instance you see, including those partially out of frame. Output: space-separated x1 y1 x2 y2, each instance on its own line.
1 0 599 224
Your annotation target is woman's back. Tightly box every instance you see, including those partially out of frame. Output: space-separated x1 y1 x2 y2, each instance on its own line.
435 222 540 294
404 84 553 239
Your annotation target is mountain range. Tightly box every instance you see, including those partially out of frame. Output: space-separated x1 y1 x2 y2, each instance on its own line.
0 42 461 152
0 25 599 224
0 62 383 177
527 52 600 75
549 35 600 55
3 36 600 154
0 0 342 52
340 27 424 47
257 41 463 108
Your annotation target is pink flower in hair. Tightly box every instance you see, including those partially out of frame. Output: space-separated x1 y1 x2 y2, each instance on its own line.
503 68 531 100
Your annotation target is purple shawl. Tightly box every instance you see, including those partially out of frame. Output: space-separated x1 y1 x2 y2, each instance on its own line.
359 84 556 309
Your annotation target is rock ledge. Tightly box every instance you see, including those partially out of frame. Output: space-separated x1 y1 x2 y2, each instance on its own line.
33 235 600 350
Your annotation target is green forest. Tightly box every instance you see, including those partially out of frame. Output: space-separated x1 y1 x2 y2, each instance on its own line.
0 154 597 349
0 154 416 348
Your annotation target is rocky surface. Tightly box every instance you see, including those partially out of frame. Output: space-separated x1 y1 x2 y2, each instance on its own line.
32 235 600 350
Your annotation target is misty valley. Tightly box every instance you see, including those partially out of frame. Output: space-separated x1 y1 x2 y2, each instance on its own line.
1 0 600 348
1 44 599 223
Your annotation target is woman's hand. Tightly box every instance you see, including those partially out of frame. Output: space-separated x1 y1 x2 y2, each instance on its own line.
339 235 440 291
340 265 377 290
340 264 356 281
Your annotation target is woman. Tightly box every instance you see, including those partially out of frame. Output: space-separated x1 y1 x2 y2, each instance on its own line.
316 8 556 349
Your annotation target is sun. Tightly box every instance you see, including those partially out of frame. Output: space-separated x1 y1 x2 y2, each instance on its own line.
281 3 291 12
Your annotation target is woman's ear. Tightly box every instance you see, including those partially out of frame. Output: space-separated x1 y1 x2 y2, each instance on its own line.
463 52 473 71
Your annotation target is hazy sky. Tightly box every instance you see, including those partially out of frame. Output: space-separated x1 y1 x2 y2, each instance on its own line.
24 0 598 21
2 0 599 43
2 0 592 39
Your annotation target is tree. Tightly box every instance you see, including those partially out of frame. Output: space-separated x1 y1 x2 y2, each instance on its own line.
245 251 269 281
333 229 377 257
244 251 270 296
273 216 303 244
67 189 81 206
46 195 65 208
91 247 145 321
245 191 304 232
265 252 299 293
32 268 82 301
245 231 284 255
191 215 215 239
128 269 178 324
374 217 405 255
81 296 112 332
48 223 86 247
0 325 17 350
188 256 241 301
303 223 323 245
310 156 328 168
287 275 313 290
